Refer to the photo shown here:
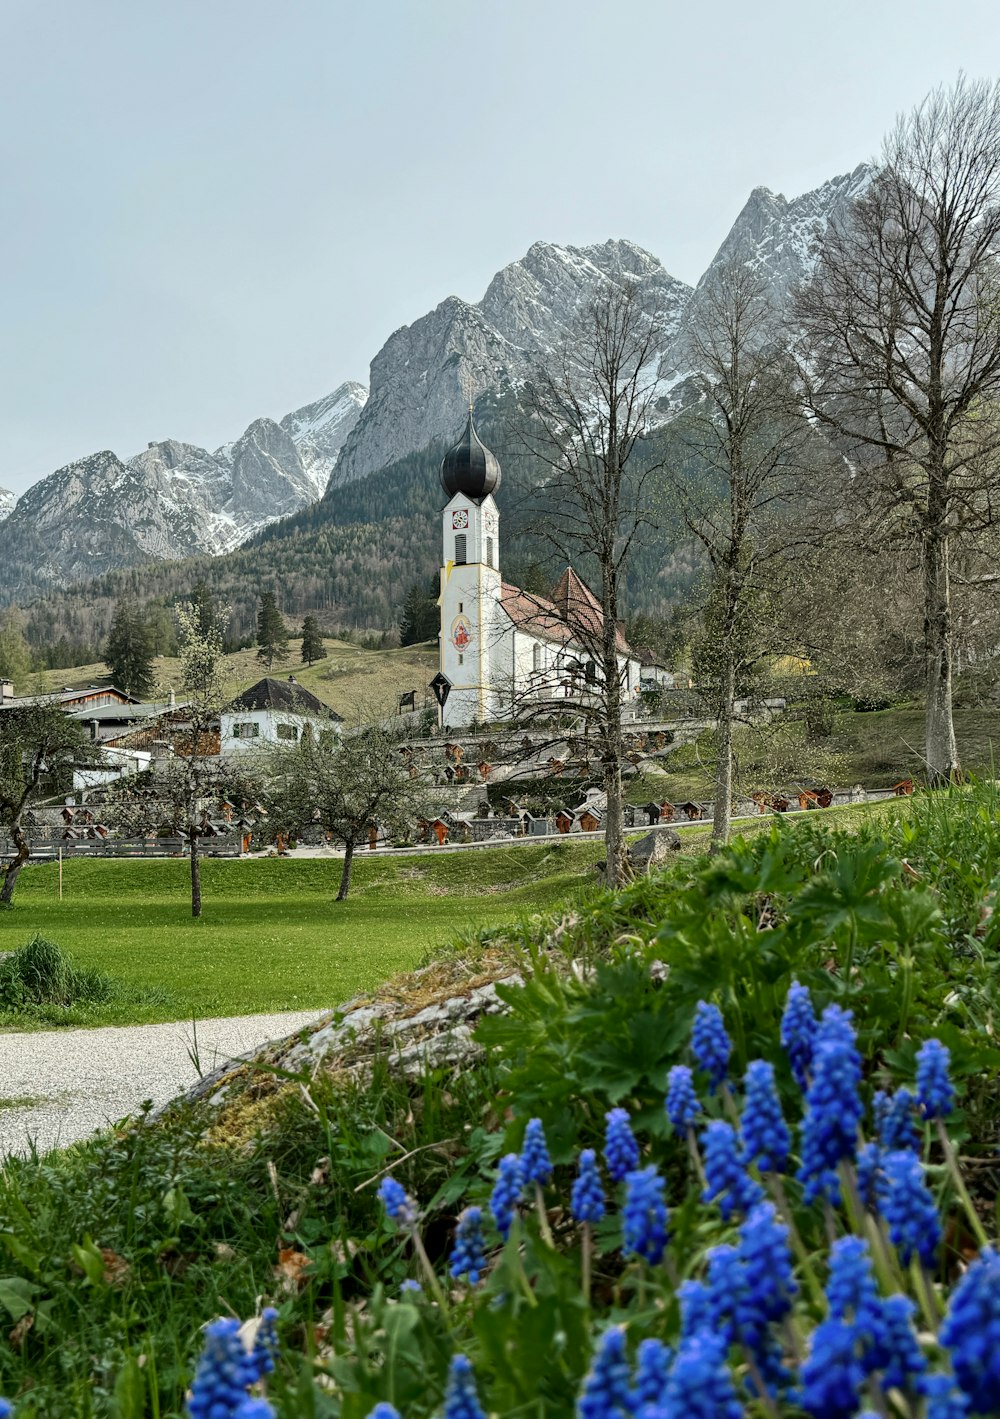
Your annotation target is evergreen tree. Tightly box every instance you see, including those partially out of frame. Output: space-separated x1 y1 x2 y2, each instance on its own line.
301 614 326 666
398 580 439 646
105 598 155 697
256 591 288 670
191 578 217 638
0 608 32 685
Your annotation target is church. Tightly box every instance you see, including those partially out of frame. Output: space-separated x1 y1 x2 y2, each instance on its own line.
437 411 644 728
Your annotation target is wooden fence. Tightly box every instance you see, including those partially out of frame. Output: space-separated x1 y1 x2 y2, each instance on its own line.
0 836 241 863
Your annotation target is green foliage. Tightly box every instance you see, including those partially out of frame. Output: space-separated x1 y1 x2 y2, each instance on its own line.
300 615 326 666
0 608 32 685
257 591 289 670
104 597 155 698
397 580 438 647
0 936 163 1022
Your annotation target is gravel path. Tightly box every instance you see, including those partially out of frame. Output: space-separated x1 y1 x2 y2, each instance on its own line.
0 1010 325 1160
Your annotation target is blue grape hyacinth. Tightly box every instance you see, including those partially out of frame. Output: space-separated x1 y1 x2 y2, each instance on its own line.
0 1402 12 1419
249 1307 278 1381
873 1088 920 1152
916 1038 955 1120
741 1058 791 1173
632 1337 672 1408
622 1165 669 1264
780 978 817 1089
364 1407 402 1419
940 1247 1000 1413
855 1141 882 1210
520 1117 553 1185
922 1374 972 1418
578 1326 632 1419
377 1176 419 1230
233 1404 274 1419
878 1149 941 1267
678 1279 712 1341
664 1064 700 1134
879 1293 927 1392
800 1318 865 1419
701 1120 763 1221
603 1107 640 1182
691 1000 731 1092
187 1318 256 1419
490 1153 524 1241
739 1201 797 1326
449 1206 487 1285
825 1236 888 1374
571 1148 606 1225
797 1004 863 1204
661 1329 744 1419
443 1355 486 1419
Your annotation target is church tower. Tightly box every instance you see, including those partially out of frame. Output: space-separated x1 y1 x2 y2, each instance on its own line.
438 409 502 727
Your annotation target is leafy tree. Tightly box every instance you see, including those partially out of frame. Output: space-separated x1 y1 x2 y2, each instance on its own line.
105 598 156 698
398 581 439 646
191 579 217 639
266 722 429 901
0 609 32 686
256 591 289 670
301 615 327 666
0 702 95 906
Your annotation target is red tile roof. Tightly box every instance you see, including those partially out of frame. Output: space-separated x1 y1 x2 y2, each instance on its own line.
499 570 632 654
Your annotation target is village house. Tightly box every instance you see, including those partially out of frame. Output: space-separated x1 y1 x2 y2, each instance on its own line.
221 676 341 756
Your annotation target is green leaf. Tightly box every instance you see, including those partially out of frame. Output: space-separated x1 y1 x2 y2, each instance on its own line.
0 1275 37 1322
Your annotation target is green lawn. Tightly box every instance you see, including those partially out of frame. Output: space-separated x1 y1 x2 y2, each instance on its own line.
0 843 602 1027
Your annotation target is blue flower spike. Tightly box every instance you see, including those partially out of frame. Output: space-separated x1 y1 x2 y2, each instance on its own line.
873 1088 920 1152
571 1148 606 1225
449 1206 487 1286
520 1117 553 1185
916 1038 955 1120
187 1318 257 1419
741 1059 791 1173
797 1003 863 1205
376 1176 419 1231
662 1329 744 1419
781 979 817 1090
490 1153 524 1241
578 1327 632 1419
364 1407 402 1419
701 1119 763 1220
622 1165 669 1265
603 1107 640 1182
632 1337 672 1407
878 1149 942 1267
691 1000 731 1092
443 1354 486 1419
940 1246 1000 1413
665 1064 700 1134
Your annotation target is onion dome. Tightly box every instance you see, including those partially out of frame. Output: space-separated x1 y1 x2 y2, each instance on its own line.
440 407 502 500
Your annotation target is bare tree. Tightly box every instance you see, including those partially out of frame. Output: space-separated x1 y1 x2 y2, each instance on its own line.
265 719 430 901
795 75 1000 783
0 703 96 906
518 282 664 885
677 261 807 843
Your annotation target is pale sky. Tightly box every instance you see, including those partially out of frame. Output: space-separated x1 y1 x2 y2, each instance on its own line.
2 0 998 495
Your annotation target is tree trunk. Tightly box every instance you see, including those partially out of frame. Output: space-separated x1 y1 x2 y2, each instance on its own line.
337 839 355 901
190 832 202 918
0 825 30 907
602 643 627 888
923 519 960 785
712 652 736 847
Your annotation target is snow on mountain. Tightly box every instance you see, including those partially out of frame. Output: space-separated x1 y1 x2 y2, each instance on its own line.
0 488 15 522
280 381 367 494
331 238 692 488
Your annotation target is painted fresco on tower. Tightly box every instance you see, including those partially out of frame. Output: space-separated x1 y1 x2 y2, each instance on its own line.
450 614 472 650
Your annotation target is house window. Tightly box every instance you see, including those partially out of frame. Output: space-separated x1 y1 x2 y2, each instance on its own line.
233 721 259 739
458 602 463 613
276 723 299 741
532 644 541 673
458 653 464 665
486 536 494 568
585 661 598 684
455 534 467 564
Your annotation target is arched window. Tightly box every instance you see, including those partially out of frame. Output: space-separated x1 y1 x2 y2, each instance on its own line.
455 534 467 565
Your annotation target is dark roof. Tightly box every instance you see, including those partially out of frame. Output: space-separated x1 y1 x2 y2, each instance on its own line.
228 677 341 720
440 409 502 501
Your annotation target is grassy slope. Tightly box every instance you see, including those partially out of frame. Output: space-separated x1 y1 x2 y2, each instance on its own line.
0 841 602 1026
629 704 1000 803
33 637 438 722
